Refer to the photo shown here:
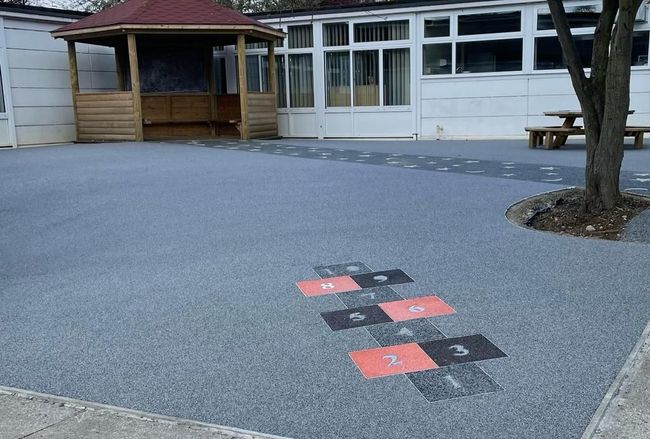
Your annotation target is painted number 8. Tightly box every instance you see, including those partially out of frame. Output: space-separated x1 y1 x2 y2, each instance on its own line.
320 282 335 289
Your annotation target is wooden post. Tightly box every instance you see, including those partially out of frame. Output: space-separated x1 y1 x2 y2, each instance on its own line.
127 34 143 141
206 45 216 136
236 34 249 140
267 40 276 95
67 41 80 141
115 44 125 91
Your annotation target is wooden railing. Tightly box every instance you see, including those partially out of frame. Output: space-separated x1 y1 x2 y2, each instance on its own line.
75 92 137 142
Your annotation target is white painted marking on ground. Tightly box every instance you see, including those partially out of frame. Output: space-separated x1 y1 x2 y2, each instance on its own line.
403 165 419 168
339 158 349 160
540 166 556 170
542 178 563 182
452 164 462 167
426 161 437 164
417 156 427 159
436 167 450 171
286 146 296 149
321 152 332 155
356 159 366 162
397 327 414 337
502 173 516 177
633 178 650 182
545 172 558 175
623 187 649 191
290 153 300 156
444 375 462 389
502 162 515 165
465 160 480 164
442 158 453 161
502 166 515 169
391 153 403 157
466 170 485 174
633 173 650 177
359 154 371 157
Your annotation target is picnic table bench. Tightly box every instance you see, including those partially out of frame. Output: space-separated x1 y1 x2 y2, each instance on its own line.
526 110 648 150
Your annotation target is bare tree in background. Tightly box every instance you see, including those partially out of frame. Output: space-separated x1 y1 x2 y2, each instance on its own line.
66 0 327 13
547 0 645 213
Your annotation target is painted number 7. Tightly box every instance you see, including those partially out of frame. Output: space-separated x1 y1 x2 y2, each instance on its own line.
383 354 402 367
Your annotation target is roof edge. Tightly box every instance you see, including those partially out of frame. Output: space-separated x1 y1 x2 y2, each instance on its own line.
0 2 89 20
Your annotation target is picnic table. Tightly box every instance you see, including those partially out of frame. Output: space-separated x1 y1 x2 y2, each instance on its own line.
525 110 648 149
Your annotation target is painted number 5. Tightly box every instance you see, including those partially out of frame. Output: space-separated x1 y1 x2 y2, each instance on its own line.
349 312 366 322
383 354 402 367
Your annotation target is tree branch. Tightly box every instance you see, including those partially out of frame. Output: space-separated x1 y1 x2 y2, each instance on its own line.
590 0 619 120
547 0 591 105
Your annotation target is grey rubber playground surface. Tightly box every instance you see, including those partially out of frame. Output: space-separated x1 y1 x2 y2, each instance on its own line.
1 140 649 439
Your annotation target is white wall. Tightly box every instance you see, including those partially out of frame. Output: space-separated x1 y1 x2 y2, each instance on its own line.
0 14 116 147
257 0 650 139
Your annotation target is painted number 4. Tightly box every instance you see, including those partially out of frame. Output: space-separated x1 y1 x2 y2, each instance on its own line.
383 354 402 367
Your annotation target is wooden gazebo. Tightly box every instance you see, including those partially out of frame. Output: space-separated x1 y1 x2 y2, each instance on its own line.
52 0 284 142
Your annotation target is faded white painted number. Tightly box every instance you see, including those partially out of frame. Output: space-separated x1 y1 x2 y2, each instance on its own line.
361 292 376 299
408 305 425 313
349 312 366 322
449 344 470 356
320 282 335 290
383 354 402 367
444 374 462 389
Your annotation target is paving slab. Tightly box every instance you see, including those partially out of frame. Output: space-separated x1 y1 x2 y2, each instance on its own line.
0 392 79 438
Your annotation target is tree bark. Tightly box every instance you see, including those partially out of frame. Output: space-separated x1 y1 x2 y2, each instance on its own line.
547 0 643 213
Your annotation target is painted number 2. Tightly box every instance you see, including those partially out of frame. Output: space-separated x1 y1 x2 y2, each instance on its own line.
449 344 470 356
320 282 335 290
383 354 402 367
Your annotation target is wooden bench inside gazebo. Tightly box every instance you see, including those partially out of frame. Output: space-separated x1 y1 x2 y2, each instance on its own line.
51 0 284 142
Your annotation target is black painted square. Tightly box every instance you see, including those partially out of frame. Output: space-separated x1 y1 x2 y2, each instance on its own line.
351 269 414 289
407 363 503 402
320 305 392 331
337 286 403 308
313 262 372 278
419 334 507 367
367 319 446 347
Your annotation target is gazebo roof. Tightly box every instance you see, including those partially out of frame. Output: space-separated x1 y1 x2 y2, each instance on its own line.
52 0 283 40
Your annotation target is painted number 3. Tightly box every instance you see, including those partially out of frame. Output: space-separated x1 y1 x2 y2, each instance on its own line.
320 282 335 289
383 354 402 367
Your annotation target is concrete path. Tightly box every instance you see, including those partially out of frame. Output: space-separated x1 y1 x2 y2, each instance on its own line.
0 386 283 439
1 140 649 439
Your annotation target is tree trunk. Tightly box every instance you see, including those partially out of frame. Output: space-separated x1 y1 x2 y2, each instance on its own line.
548 0 642 213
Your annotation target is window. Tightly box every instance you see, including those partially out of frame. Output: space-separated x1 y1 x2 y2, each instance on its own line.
537 5 600 31
456 39 523 73
289 54 314 107
535 31 650 70
458 11 521 35
275 55 287 108
324 22 349 46
326 51 351 107
534 35 593 70
288 25 313 49
354 50 379 106
383 48 410 106
424 17 450 38
354 20 409 43
213 57 227 95
246 55 261 92
423 43 452 75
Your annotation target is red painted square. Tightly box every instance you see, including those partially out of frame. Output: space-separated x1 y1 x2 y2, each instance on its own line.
378 295 455 322
349 343 438 379
296 276 361 297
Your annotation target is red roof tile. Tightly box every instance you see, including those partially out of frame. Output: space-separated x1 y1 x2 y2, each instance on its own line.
55 0 274 33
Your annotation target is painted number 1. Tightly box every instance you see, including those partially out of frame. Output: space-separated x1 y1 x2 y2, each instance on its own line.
383 354 402 367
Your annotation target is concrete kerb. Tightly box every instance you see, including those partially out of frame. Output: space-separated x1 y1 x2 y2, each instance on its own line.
581 320 650 438
0 385 291 439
